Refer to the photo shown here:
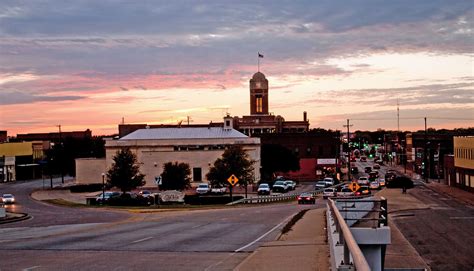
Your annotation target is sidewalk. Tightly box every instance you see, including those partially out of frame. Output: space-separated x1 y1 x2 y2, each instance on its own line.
235 208 329 271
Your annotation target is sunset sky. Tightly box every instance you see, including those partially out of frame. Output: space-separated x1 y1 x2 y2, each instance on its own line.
1 1 473 136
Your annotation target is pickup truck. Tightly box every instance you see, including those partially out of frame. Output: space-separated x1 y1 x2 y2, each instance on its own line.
210 186 227 195
196 183 227 195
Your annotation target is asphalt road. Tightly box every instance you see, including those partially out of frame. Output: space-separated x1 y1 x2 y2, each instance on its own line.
0 178 129 227
392 185 474 270
0 179 324 270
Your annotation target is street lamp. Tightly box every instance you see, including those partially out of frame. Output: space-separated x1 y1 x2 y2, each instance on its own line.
101 173 106 203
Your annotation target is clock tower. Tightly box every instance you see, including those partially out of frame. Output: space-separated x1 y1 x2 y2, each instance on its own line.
249 72 269 115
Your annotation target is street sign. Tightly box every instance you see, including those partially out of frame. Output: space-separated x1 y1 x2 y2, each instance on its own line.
349 182 360 193
227 174 239 186
155 176 162 185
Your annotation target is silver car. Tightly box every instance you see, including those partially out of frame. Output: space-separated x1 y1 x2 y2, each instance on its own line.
2 194 15 204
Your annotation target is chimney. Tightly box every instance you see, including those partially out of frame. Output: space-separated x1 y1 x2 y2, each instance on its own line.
303 111 307 122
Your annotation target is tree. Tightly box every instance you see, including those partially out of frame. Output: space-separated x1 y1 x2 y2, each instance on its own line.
206 146 255 188
106 148 145 193
261 144 300 182
160 162 192 191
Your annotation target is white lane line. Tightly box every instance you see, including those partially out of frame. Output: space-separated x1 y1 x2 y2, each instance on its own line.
131 236 153 244
23 266 41 271
450 217 474 220
234 214 293 252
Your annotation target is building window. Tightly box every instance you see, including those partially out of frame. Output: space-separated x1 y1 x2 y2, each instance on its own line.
256 95 263 113
193 168 202 182
225 120 230 127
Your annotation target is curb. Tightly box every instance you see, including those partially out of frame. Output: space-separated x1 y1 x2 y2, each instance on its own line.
0 212 31 225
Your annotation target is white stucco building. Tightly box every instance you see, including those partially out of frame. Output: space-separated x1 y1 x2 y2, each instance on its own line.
102 122 260 187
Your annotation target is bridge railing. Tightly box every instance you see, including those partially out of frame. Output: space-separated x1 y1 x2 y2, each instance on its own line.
328 198 371 270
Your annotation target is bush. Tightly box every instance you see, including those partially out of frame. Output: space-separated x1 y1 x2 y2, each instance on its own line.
69 183 103 193
107 194 151 206
184 195 244 205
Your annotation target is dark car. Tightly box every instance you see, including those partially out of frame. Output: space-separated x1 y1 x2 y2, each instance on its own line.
298 192 315 204
364 166 372 173
350 167 359 174
386 176 414 189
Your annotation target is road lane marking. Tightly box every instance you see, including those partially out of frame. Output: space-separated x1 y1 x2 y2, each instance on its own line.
234 214 293 252
449 216 474 220
131 236 153 244
23 266 41 271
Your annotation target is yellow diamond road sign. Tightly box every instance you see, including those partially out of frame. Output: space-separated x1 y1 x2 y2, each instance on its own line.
227 174 239 186
349 182 360 193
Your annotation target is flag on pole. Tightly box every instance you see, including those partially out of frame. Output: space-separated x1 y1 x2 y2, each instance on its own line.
258 52 264 58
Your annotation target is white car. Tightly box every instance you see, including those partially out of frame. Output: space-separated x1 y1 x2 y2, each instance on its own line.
323 188 336 199
257 183 271 195
2 194 15 204
196 183 211 194
272 180 289 193
323 177 335 186
284 180 296 190
337 188 354 197
357 177 369 185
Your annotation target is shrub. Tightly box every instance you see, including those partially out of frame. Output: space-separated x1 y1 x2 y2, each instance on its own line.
69 183 103 193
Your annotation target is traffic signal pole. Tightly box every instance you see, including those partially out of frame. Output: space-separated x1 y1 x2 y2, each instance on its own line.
343 119 353 183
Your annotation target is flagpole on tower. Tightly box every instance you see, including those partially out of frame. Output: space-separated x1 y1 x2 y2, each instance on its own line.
258 52 260 72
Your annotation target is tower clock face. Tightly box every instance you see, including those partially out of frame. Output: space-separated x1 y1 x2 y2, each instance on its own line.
256 82 261 88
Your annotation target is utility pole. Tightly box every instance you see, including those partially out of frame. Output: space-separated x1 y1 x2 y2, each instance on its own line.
343 119 353 183
57 125 64 184
424 117 429 183
397 98 400 132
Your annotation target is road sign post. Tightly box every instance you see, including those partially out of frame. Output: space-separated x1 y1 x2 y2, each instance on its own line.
349 181 360 193
227 174 239 203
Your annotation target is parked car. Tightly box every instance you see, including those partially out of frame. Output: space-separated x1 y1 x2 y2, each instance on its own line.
298 192 315 204
257 183 271 195
337 188 354 197
364 166 372 173
196 183 211 194
373 164 381 169
284 180 296 190
1 194 15 204
315 181 328 190
96 191 120 204
210 185 227 195
139 190 154 198
323 188 337 199
272 180 289 193
370 181 380 190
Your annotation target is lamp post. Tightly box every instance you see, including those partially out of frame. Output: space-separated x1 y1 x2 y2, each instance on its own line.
101 173 106 203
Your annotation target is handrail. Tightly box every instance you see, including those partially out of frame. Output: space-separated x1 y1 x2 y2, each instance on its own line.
328 198 371 271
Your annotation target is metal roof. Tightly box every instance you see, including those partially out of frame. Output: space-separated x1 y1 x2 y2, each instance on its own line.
120 127 248 140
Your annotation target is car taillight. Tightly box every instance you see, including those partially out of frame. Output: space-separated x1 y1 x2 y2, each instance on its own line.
356 192 361 196
306 197 311 200
297 197 302 200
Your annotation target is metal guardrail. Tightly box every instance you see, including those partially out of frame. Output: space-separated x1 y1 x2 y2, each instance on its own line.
328 198 371 271
336 197 388 227
227 183 346 205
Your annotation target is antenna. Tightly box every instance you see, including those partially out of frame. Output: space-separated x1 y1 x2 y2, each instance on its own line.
122 117 125 124
186 116 193 126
